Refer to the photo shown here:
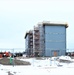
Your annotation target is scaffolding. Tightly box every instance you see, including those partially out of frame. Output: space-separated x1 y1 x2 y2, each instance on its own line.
33 26 40 56
33 24 45 57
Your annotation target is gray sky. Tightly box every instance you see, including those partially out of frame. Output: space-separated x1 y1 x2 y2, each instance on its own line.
0 0 74 51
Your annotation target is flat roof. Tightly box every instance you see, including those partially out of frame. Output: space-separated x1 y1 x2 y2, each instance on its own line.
24 32 29 39
25 30 33 39
38 21 68 28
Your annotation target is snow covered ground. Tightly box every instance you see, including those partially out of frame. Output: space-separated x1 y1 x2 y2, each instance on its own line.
0 56 74 75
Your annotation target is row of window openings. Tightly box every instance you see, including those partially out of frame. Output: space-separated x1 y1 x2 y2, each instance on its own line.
26 48 44 50
26 35 44 38
26 47 45 49
26 40 44 42
26 40 65 43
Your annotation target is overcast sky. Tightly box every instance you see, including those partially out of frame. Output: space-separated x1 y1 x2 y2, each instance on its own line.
0 0 74 51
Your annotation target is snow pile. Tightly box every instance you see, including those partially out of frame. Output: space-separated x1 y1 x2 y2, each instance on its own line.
19 56 73 67
51 57 59 61
20 57 58 67
59 56 72 61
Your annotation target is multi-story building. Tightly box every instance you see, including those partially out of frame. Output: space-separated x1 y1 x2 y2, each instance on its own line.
25 30 33 57
25 21 68 57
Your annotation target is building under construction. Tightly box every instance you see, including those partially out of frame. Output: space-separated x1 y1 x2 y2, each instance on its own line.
25 30 33 57
25 21 68 57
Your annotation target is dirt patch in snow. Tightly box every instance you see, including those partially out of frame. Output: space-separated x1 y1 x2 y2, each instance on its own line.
0 58 31 65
